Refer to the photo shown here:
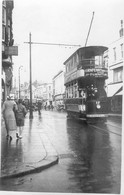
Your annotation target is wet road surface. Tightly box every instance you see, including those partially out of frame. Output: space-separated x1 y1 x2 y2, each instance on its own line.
0 110 122 193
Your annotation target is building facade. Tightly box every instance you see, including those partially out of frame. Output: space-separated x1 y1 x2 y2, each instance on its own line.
107 20 123 113
52 70 65 109
2 0 17 102
34 83 53 107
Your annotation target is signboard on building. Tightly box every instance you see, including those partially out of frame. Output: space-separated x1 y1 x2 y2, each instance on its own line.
5 46 18 56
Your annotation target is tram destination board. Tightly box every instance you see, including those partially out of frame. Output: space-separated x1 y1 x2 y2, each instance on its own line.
85 68 108 78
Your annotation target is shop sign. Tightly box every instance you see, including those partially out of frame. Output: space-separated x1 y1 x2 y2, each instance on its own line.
5 46 18 56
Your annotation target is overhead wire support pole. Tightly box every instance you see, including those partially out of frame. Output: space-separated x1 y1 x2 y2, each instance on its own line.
24 33 33 119
29 32 33 119
85 12 95 47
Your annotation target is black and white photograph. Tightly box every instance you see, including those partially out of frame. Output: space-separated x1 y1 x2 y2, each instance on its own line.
0 0 124 194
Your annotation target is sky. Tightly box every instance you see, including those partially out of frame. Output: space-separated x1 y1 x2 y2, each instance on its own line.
12 0 124 86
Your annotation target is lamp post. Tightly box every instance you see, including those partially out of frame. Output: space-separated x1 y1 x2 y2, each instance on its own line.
29 32 33 119
18 65 23 99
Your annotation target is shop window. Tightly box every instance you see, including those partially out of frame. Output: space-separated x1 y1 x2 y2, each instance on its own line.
120 43 123 58
2 7 6 25
2 25 5 40
8 26 10 42
113 67 123 83
113 47 116 61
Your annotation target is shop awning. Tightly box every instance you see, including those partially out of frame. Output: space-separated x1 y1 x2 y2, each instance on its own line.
116 91 123 96
114 86 123 96
107 84 123 97
115 86 123 96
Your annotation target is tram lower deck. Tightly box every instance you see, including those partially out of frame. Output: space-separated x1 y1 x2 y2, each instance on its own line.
65 97 108 123
64 76 108 123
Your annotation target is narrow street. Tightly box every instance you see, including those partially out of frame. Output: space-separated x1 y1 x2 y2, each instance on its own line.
1 110 122 194
1 1 123 194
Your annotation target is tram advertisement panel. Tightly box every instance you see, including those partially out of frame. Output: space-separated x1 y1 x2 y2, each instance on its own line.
85 68 108 78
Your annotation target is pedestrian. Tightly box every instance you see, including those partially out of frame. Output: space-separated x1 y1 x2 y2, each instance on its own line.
2 95 18 141
37 100 42 115
44 102 47 110
16 99 27 139
50 104 54 111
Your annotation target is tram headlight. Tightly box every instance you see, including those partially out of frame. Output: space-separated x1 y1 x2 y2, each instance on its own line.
96 101 101 109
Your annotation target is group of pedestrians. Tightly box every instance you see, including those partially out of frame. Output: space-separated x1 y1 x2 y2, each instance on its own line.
2 96 27 141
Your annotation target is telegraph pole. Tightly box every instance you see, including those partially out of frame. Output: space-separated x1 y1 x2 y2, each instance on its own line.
29 32 33 119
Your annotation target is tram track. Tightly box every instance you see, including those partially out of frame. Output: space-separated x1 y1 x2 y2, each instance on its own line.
89 124 121 137
105 122 122 130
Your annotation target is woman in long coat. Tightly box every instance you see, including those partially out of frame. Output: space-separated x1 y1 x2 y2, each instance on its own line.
16 99 27 139
2 96 17 141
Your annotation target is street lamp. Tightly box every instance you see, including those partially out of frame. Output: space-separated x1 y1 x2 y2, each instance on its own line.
18 65 23 99
29 32 33 119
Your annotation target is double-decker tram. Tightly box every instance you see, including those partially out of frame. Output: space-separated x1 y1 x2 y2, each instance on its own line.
64 46 108 123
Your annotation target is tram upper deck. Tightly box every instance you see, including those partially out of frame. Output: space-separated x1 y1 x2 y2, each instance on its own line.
64 46 108 85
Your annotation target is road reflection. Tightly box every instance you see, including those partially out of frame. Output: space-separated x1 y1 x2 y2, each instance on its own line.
66 118 120 193
1 137 23 177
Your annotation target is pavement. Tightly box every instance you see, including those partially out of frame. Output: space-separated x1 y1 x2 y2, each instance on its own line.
0 111 59 179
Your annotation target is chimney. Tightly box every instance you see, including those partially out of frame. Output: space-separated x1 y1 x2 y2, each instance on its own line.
119 20 123 37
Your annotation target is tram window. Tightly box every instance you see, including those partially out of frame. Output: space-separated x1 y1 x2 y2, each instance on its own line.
67 88 69 98
95 56 102 66
68 88 69 98
72 85 75 98
75 86 78 98
68 86 71 98
72 57 74 68
73 82 77 98
66 65 68 73
66 89 68 98
74 55 77 66
76 89 78 98
103 56 108 68
71 85 73 98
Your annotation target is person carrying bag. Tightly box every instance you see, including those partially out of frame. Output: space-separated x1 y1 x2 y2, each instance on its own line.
2 96 17 141
16 99 27 139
